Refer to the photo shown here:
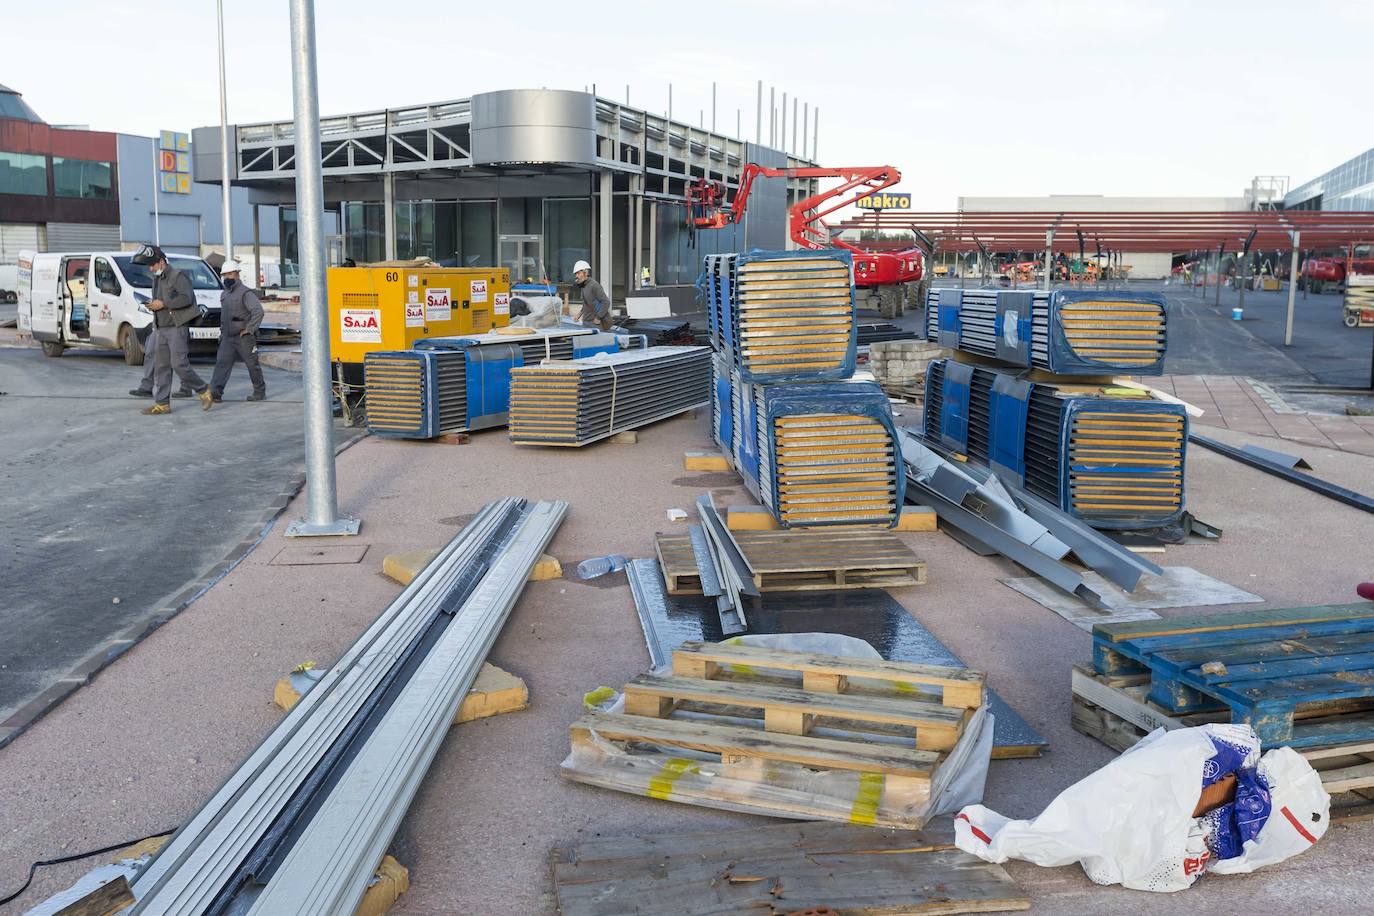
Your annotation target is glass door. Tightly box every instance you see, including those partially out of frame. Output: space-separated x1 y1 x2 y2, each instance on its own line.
499 234 544 285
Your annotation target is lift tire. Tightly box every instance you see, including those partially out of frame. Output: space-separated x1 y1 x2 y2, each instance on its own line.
119 324 146 366
1345 313 1360 328
41 340 65 358
1311 281 1323 295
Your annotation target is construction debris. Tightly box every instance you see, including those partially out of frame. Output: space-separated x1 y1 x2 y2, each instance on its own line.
561 639 991 827
551 819 1030 916
867 339 946 398
1190 432 1374 514
508 346 711 446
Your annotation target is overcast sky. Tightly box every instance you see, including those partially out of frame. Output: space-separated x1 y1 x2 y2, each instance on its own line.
8 0 1372 210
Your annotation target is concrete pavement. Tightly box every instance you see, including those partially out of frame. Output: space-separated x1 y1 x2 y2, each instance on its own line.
2 404 1373 913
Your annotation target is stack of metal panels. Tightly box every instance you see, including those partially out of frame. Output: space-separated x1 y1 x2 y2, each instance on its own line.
508 346 711 446
702 249 857 383
363 328 594 439
713 368 904 528
925 288 1168 375
923 357 1187 530
130 498 567 915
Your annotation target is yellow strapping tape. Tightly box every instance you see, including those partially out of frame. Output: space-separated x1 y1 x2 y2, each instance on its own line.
647 757 697 800
582 686 617 709
849 772 885 825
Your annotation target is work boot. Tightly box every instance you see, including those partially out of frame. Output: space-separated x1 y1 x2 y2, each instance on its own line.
141 403 171 415
246 391 267 402
198 388 214 411
129 387 153 398
171 387 194 399
210 392 223 403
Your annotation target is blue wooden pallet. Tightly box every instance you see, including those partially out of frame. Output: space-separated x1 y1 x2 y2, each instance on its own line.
1092 603 1374 747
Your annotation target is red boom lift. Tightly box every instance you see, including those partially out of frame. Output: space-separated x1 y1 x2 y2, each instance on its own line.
686 164 925 292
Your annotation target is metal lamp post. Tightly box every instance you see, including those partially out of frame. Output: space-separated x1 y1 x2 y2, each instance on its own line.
284 0 360 538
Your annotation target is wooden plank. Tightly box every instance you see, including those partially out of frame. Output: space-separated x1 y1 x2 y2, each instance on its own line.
55 876 134 916
623 674 965 750
675 641 984 709
1094 603 1374 643
571 710 939 777
551 820 1030 916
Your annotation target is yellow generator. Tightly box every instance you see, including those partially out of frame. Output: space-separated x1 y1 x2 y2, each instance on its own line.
328 264 511 421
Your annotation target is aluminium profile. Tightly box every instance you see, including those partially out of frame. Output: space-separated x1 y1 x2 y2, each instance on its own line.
244 500 567 915
131 502 519 914
1190 432 1374 515
899 431 1105 609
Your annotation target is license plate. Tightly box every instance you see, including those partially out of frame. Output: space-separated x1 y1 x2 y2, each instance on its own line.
189 327 221 340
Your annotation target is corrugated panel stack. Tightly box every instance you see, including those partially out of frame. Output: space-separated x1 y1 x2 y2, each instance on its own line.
921 286 1187 530
705 249 904 528
508 346 711 447
362 328 598 439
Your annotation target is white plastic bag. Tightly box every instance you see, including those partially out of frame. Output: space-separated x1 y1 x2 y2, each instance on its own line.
954 724 1329 892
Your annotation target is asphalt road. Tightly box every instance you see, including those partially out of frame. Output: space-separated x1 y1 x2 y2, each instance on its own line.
0 345 344 726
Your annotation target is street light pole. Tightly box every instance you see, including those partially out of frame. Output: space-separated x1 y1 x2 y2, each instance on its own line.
216 0 233 258
285 0 359 538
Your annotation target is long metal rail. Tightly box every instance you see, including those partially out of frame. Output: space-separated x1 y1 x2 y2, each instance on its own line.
130 498 564 913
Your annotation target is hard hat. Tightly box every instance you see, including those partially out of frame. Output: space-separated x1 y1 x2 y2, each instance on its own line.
573 260 592 274
220 259 243 275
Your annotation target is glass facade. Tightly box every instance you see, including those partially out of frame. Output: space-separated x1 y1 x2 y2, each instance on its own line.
52 157 113 199
1286 148 1374 211
0 151 46 195
341 198 590 280
654 200 744 285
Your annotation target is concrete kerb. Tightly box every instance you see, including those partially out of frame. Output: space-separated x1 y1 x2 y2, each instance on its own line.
0 430 369 752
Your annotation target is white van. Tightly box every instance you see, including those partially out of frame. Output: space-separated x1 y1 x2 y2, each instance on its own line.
16 250 226 365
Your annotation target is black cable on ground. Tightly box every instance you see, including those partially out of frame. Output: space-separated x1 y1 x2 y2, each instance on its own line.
0 828 176 908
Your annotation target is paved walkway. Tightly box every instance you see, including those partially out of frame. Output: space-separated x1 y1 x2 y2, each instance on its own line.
1155 374 1374 457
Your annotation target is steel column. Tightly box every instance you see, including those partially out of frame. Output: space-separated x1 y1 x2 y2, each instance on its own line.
1285 230 1300 346
598 170 613 295
383 171 396 260
252 204 261 291
283 0 358 538
1043 229 1054 291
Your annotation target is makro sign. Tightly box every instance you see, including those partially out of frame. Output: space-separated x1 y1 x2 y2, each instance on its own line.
855 192 911 210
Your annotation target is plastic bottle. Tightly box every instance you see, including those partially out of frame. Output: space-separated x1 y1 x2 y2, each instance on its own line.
577 554 628 580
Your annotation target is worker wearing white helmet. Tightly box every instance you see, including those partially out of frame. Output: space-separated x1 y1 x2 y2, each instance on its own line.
572 259 613 331
209 258 267 402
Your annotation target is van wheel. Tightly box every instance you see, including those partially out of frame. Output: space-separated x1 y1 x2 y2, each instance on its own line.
119 324 146 366
41 340 65 358
3 291 15 304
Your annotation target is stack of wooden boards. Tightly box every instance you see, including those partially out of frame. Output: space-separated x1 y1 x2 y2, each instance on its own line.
551 819 1031 916
656 524 927 596
1072 603 1374 821
508 346 711 446
561 641 987 829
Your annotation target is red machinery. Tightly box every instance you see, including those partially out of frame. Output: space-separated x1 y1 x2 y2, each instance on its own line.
687 164 924 288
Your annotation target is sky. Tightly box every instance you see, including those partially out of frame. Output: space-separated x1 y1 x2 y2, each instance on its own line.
7 0 1373 211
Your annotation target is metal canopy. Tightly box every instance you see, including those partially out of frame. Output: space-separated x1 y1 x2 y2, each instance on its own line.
837 210 1374 253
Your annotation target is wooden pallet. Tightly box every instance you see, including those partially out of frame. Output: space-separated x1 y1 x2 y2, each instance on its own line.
1091 603 1374 747
562 642 986 827
1071 664 1374 823
551 819 1030 916
655 527 926 596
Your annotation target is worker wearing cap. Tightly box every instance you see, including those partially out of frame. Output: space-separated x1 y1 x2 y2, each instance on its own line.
134 244 212 414
209 259 267 402
573 259 612 331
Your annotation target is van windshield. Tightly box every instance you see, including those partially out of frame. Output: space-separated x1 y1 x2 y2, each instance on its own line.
113 256 223 290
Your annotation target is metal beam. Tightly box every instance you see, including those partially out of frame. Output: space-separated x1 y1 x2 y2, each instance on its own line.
1189 433 1374 514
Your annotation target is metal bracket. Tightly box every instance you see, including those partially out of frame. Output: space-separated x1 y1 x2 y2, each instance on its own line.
284 516 362 538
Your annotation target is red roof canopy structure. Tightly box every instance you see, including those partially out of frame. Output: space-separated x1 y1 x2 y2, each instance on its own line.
835 210 1374 254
